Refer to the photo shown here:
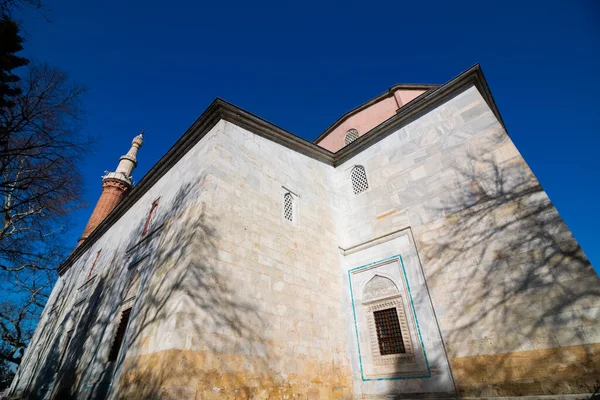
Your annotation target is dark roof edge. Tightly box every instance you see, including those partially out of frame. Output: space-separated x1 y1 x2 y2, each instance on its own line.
58 100 335 275
333 64 505 166
312 83 440 144
58 64 502 275
389 83 440 91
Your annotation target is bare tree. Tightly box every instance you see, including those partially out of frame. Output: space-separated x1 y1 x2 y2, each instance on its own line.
0 63 87 365
0 0 43 17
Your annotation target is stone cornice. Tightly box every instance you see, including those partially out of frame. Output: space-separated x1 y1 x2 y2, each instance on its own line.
58 63 504 275
217 101 336 164
102 175 132 191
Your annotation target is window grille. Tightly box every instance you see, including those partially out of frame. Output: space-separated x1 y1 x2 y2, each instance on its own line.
373 308 406 355
351 165 369 194
283 193 293 222
108 307 132 362
345 129 359 145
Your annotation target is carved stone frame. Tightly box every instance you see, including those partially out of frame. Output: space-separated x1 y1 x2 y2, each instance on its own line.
352 260 430 380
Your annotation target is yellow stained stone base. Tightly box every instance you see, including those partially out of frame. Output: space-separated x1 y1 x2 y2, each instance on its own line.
450 343 600 397
116 349 353 400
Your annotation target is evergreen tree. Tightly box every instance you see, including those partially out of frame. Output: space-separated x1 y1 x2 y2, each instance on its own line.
0 14 29 109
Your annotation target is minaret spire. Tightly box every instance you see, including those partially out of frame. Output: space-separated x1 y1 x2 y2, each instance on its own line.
77 131 144 247
114 130 143 179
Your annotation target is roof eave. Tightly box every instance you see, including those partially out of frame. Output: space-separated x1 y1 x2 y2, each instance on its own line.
58 100 335 275
333 63 506 166
58 63 504 276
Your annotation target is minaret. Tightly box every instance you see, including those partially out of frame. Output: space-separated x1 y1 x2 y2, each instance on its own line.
77 132 143 247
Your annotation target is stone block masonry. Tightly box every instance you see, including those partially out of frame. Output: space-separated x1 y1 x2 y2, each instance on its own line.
8 68 599 399
335 86 599 398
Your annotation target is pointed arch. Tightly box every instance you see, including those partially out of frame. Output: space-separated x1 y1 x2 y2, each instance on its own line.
362 275 399 301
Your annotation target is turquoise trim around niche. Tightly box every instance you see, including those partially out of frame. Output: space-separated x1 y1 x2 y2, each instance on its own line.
348 254 431 381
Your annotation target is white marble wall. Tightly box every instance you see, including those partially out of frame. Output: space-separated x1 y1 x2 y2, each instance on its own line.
11 82 598 400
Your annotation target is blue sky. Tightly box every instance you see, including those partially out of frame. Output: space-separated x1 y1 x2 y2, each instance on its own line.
15 0 600 271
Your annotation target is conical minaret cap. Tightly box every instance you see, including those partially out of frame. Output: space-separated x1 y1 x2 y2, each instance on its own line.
131 129 144 148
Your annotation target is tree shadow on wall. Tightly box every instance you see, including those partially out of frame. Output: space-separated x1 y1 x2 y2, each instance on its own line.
419 141 600 397
11 266 108 399
23 179 278 399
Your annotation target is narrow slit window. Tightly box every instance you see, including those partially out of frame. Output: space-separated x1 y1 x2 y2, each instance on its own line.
374 308 406 355
87 249 102 280
142 199 160 236
345 129 359 145
351 165 369 194
283 193 293 222
108 308 132 362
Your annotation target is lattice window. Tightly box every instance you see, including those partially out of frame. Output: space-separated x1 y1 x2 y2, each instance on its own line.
108 307 132 362
374 307 406 355
351 165 369 194
283 193 293 222
345 128 359 145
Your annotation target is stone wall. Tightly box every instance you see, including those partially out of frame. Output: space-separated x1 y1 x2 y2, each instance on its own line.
10 122 225 399
336 85 600 397
11 120 355 399
115 121 354 399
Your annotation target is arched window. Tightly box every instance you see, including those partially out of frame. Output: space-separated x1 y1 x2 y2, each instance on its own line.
345 129 359 145
351 165 369 195
283 192 293 222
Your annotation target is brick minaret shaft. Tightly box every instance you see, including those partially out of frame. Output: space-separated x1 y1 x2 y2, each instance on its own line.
77 132 144 247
